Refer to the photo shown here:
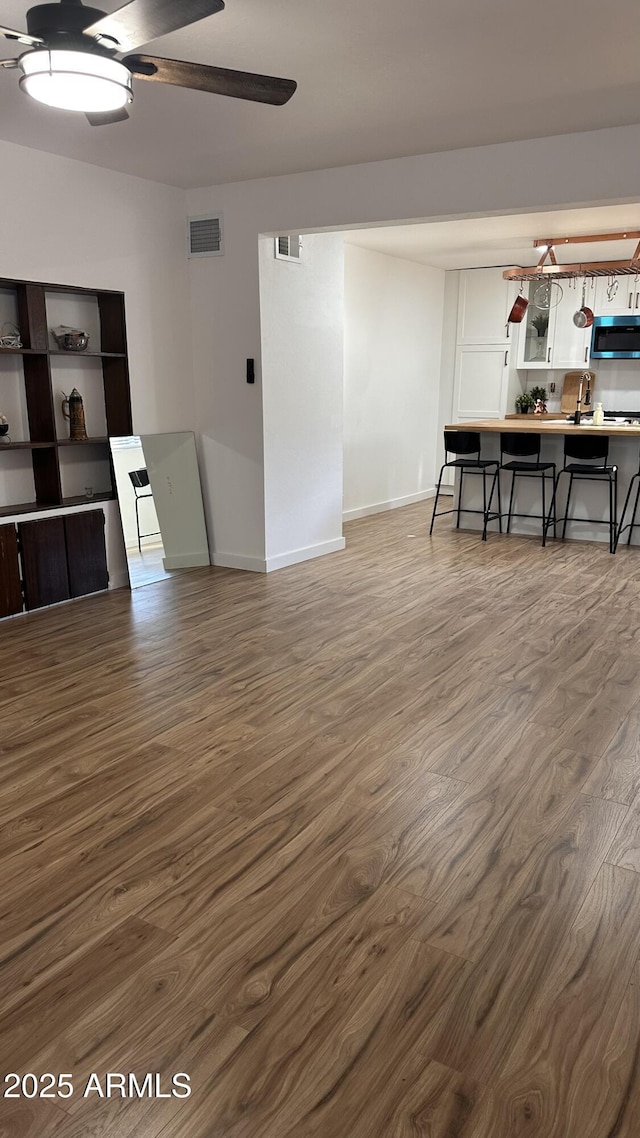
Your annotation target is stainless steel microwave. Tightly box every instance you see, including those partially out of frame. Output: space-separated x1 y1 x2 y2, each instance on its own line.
591 315 640 359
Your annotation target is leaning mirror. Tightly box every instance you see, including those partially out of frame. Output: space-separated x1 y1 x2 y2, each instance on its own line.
110 432 209 588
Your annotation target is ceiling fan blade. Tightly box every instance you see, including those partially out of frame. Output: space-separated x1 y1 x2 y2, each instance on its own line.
0 58 19 68
86 107 131 126
84 0 225 53
0 25 43 46
125 55 297 105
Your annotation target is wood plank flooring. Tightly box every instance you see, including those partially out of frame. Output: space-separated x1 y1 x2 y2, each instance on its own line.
2 503 640 1136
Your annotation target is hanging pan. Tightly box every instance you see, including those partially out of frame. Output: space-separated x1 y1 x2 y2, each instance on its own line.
508 286 528 323
573 278 594 329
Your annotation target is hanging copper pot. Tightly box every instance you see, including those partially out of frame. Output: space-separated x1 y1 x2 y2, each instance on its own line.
573 278 594 329
508 289 528 323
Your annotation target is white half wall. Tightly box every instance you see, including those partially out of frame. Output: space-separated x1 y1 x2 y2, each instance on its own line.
259 233 345 569
343 244 445 518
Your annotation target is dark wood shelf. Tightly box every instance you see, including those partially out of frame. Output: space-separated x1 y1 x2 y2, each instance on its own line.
0 500 57 518
0 348 48 356
56 437 109 447
0 441 57 450
49 351 127 359
63 492 114 508
0 278 131 523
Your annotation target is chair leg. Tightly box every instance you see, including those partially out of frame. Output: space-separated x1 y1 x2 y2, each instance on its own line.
135 495 142 554
456 470 464 529
481 468 488 541
429 465 446 536
625 475 640 547
506 472 516 534
496 469 503 533
609 474 617 554
562 474 574 541
545 470 562 546
540 471 546 545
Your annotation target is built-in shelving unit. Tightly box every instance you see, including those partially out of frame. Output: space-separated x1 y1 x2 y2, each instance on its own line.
0 277 133 517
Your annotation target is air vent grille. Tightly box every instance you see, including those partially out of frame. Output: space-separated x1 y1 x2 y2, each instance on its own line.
188 214 223 257
274 235 302 262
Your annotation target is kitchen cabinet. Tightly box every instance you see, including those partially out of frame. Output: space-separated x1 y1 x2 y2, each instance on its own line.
516 280 591 370
457 269 516 344
453 344 520 420
451 269 522 421
594 274 640 315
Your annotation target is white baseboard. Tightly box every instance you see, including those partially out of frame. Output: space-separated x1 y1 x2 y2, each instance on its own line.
212 552 268 572
265 536 346 572
109 570 130 590
163 552 211 570
343 487 436 522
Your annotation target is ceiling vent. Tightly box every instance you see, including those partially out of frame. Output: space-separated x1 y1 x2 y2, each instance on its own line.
188 214 224 258
274 235 302 262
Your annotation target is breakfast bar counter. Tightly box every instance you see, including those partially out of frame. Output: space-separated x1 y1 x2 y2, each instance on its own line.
441 419 640 545
444 418 640 437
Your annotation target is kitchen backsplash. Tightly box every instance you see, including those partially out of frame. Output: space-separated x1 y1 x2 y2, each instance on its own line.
524 359 640 410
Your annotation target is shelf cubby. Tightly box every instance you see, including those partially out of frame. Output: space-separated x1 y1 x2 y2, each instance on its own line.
0 276 132 518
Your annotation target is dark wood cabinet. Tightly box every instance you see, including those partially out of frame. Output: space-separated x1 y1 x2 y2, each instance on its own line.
64 511 108 598
20 517 70 610
3 509 109 616
0 525 23 617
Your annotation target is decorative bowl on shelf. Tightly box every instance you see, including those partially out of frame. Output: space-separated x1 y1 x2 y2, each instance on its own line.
51 326 90 352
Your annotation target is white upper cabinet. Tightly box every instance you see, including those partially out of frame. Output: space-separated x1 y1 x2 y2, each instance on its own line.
550 279 592 369
594 274 640 316
457 269 515 344
516 279 591 370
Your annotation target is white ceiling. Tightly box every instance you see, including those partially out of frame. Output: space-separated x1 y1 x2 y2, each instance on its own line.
1 0 640 187
342 205 640 271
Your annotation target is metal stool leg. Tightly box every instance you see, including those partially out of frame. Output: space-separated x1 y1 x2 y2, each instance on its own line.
429 464 446 536
135 494 142 553
609 474 617 554
625 475 640 547
506 471 516 534
562 473 574 541
614 472 639 550
456 469 464 529
482 466 500 541
481 468 488 541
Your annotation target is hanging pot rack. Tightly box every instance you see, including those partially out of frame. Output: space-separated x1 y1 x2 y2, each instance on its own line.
503 229 640 282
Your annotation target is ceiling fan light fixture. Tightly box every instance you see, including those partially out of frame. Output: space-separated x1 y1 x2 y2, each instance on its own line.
19 49 132 112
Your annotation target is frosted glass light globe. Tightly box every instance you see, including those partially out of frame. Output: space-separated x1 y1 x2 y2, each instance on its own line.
20 50 133 113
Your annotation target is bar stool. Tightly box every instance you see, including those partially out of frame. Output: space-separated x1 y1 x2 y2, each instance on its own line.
430 430 501 537
615 458 640 550
484 432 556 544
545 436 618 554
128 468 160 554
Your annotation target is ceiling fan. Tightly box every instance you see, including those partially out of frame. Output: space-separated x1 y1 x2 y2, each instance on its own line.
0 0 297 125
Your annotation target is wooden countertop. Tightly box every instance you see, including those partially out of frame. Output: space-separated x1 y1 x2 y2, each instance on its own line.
445 418 640 437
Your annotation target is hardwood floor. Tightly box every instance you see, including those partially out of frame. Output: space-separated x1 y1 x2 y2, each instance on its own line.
2 503 640 1136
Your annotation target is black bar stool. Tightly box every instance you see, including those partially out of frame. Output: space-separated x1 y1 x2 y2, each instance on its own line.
615 458 640 550
484 432 556 544
128 468 160 554
430 430 501 537
545 436 618 554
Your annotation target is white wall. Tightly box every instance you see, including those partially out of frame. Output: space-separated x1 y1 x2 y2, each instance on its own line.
259 233 345 570
0 138 195 585
187 123 640 567
343 244 445 518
